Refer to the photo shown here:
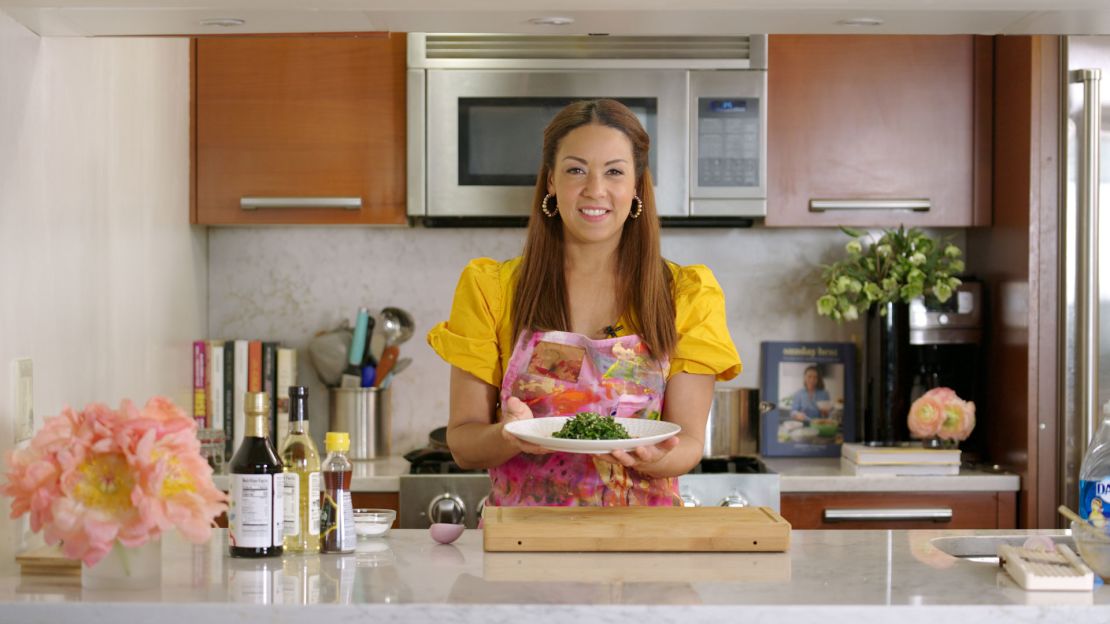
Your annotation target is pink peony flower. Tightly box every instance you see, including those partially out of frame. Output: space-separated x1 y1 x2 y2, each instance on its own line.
907 396 944 439
937 397 976 441
905 387 976 442
1 396 228 567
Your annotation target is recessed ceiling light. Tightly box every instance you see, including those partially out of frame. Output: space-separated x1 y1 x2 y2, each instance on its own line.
836 17 884 27
200 18 246 28
528 16 574 26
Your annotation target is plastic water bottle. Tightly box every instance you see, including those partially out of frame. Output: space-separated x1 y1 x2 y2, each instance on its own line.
1078 401 1110 526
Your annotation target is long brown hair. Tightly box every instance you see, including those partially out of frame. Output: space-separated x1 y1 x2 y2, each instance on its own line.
510 99 677 359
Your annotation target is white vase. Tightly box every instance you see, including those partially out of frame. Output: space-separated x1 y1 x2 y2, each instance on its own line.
81 539 162 590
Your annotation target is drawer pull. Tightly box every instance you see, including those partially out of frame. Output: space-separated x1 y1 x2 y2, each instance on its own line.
823 508 953 523
809 199 931 213
240 197 362 211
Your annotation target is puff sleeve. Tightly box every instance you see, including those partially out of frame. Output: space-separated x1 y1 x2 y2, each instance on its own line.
426 258 505 387
669 264 742 381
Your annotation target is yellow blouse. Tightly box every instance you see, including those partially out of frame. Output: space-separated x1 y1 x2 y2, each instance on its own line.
426 257 742 387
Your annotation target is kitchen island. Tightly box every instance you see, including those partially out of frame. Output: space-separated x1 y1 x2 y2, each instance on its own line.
2 528 1104 622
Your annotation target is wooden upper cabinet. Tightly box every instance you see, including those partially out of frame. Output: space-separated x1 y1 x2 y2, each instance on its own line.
766 35 992 227
192 34 407 225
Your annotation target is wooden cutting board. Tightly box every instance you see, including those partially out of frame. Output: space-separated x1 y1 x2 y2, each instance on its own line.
15 544 80 577
482 505 791 552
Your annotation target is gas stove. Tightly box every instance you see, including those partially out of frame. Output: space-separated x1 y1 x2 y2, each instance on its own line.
398 455 780 529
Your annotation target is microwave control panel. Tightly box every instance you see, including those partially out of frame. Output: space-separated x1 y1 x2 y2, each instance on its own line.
696 97 761 188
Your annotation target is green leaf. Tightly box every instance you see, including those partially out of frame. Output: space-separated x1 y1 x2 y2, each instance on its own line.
840 226 866 238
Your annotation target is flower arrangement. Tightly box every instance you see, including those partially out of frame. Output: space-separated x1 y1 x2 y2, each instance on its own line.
1 397 228 566
816 226 965 322
907 387 976 442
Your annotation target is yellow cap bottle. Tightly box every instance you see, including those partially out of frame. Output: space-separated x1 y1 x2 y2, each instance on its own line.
325 431 350 453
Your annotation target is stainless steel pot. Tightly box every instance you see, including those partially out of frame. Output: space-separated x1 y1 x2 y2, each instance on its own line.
703 387 769 458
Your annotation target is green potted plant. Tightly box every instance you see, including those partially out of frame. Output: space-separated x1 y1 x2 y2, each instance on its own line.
816 226 965 322
816 226 966 445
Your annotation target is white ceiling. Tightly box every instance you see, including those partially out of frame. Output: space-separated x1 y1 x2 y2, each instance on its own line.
4 0 1110 37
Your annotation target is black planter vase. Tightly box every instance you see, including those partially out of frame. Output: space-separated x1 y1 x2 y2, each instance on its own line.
863 301 912 446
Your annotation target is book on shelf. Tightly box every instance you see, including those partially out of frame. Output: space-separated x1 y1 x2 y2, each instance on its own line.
222 344 234 457
262 341 279 439
192 341 207 427
247 340 263 393
842 458 960 476
840 442 961 465
207 340 224 431
232 340 249 456
275 347 297 449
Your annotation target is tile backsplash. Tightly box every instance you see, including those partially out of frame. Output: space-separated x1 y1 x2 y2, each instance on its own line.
209 226 877 454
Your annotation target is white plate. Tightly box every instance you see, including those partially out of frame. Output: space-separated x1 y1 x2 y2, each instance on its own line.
503 417 681 454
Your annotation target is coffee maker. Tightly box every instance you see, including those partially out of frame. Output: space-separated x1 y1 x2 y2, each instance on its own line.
906 280 985 457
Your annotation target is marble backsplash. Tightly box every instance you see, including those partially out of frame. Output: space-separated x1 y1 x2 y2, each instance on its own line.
208 226 900 454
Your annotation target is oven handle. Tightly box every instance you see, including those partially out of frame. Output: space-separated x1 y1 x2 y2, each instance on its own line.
823 508 953 523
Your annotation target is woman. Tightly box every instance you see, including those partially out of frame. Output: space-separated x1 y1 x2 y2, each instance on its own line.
427 99 740 507
788 365 831 422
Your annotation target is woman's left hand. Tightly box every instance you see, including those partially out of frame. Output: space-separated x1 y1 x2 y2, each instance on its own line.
595 436 681 471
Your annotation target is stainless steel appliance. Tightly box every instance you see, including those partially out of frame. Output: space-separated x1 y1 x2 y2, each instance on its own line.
703 387 761 458
1061 37 1110 511
407 33 767 225
398 455 779 529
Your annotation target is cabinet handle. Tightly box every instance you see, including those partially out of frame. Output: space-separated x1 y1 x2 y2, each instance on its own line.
240 197 362 211
823 508 952 523
809 199 931 213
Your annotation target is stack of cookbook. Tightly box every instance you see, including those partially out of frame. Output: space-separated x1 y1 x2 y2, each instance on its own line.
840 442 960 476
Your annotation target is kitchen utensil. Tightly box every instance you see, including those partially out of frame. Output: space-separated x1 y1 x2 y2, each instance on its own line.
360 316 377 367
377 357 411 390
329 386 392 460
429 426 449 450
999 542 1094 591
340 309 371 387
482 506 791 552
703 387 762 458
361 364 377 388
308 323 354 386
373 345 400 388
369 316 387 363
503 417 681 455
380 306 415 347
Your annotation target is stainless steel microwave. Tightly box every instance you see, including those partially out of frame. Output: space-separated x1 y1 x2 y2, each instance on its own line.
407 34 767 225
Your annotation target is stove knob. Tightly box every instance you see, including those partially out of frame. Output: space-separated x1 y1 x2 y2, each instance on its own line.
679 490 700 507
428 493 466 525
718 491 750 508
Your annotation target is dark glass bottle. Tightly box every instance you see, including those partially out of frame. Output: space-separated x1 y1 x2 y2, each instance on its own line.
229 391 285 558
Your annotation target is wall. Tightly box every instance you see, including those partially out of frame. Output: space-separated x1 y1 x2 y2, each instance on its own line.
0 11 205 560
208 226 902 453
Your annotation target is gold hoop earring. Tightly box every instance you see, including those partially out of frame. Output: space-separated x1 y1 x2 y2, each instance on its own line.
541 193 558 217
630 196 643 219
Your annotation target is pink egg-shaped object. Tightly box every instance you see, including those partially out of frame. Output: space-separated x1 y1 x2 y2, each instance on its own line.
430 523 465 544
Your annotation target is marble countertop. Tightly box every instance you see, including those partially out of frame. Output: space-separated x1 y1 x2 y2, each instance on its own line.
211 455 409 492
766 458 1021 493
2 528 1105 623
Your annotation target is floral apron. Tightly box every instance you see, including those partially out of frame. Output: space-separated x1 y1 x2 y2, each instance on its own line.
489 329 678 507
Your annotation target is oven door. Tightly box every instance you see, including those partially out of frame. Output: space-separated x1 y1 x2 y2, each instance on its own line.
424 69 687 218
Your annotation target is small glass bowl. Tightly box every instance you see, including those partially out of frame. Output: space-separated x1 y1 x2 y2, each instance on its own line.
1072 520 1110 577
354 508 396 539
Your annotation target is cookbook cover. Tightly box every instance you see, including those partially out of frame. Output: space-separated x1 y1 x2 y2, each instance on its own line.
760 341 856 457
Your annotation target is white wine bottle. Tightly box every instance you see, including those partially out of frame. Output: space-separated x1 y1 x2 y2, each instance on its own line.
228 391 284 558
281 386 321 553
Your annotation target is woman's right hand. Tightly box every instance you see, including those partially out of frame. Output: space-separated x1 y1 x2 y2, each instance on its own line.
500 396 554 455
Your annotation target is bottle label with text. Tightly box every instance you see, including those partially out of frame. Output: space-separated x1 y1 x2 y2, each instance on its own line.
230 473 280 549
1080 478 1110 522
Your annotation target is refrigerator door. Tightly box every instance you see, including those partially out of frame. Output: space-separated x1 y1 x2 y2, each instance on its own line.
1062 37 1110 513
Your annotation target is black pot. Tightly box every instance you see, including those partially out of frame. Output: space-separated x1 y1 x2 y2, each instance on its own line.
863 301 912 445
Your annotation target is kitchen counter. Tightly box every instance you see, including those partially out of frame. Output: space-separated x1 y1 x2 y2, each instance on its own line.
216 455 1021 495
2 528 1105 622
765 457 1020 493
211 455 409 492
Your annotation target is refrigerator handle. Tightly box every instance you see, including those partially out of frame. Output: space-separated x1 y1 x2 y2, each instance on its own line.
1071 68 1102 448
